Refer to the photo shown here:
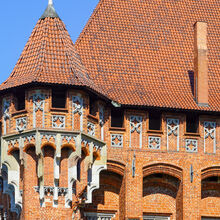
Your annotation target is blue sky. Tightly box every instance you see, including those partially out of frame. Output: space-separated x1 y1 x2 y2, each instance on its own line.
0 0 99 83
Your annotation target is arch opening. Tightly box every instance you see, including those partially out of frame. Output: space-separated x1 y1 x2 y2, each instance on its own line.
84 170 124 219
143 169 182 220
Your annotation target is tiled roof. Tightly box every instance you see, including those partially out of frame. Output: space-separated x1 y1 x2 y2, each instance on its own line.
0 14 103 95
75 0 220 111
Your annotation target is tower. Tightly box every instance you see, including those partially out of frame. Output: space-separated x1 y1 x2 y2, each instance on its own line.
0 1 107 219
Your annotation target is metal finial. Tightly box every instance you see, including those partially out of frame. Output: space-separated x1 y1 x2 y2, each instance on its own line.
41 0 59 19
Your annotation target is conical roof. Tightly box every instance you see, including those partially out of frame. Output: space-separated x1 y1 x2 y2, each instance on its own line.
0 3 101 94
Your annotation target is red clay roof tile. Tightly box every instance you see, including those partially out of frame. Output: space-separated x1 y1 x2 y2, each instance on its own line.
0 16 104 96
75 0 220 111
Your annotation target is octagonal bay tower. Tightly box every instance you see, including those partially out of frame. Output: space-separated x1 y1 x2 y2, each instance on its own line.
0 1 107 219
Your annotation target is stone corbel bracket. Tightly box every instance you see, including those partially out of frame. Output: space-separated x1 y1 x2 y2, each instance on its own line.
86 164 107 204
81 133 107 204
1 129 107 208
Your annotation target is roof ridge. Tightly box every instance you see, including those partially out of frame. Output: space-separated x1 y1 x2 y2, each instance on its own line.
75 0 104 45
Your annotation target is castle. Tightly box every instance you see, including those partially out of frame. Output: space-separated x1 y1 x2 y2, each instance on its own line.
0 0 220 219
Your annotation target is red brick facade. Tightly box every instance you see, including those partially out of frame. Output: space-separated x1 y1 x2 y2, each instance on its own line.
0 88 220 219
1 1 220 220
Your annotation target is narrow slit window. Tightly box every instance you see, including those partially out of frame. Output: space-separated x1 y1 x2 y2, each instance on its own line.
148 111 161 130
89 96 97 116
52 88 66 108
111 108 124 128
15 89 25 111
186 113 199 133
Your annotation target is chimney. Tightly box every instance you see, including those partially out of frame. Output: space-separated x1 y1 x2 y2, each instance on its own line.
194 22 208 106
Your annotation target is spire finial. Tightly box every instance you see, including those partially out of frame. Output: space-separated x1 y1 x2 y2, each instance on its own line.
41 0 59 19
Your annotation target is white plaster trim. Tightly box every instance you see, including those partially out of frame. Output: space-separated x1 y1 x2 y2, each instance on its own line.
167 118 179 151
86 164 107 203
33 92 45 128
204 121 216 154
129 115 142 148
72 95 83 131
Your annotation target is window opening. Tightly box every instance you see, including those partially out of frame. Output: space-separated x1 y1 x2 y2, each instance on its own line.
89 96 97 116
111 108 124 127
149 111 161 130
52 88 66 108
186 113 199 133
14 89 25 111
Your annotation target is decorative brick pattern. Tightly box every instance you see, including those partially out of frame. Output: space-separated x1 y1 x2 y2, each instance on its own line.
52 115 65 129
167 118 179 151
111 134 123 148
87 122 95 136
32 92 45 128
204 121 216 153
16 117 27 132
130 116 142 148
185 139 198 153
148 136 161 150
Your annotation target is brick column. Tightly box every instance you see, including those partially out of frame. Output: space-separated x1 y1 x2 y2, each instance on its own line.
182 162 201 219
125 152 143 219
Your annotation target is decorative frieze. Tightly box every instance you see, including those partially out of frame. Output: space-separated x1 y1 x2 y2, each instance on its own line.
61 134 76 144
7 138 20 148
130 116 142 148
34 186 71 196
16 117 27 132
41 133 56 143
148 136 161 150
93 143 102 152
87 122 95 136
72 96 83 131
167 118 179 151
185 139 198 153
23 134 36 144
204 121 216 153
52 115 65 129
58 187 68 196
32 92 45 128
111 134 123 148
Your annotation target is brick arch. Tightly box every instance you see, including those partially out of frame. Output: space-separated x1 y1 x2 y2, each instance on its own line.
201 166 220 214
41 142 56 150
84 168 124 219
7 146 19 155
107 160 126 177
23 143 35 153
143 163 183 181
143 163 183 220
61 143 75 151
201 166 220 180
